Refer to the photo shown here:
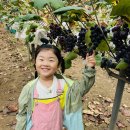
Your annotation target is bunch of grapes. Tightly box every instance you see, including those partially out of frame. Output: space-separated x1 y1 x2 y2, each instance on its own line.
58 34 77 52
76 28 88 58
90 24 109 51
47 23 62 39
47 23 77 52
112 23 130 64
101 58 117 69
101 23 130 74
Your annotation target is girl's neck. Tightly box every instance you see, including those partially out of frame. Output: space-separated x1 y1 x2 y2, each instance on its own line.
39 76 54 88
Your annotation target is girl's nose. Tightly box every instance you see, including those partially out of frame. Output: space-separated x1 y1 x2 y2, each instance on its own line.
42 60 49 66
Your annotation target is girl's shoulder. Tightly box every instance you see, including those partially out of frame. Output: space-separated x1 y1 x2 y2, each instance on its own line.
22 78 38 92
55 74 74 87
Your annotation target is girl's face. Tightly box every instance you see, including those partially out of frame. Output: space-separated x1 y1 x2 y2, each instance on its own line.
36 49 59 79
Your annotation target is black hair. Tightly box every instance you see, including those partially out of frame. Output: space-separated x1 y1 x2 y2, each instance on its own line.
35 44 65 78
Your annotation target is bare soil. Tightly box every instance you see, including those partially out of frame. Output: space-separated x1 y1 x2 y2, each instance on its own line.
0 25 130 130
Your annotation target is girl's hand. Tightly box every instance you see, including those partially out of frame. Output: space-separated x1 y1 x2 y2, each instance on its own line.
86 52 96 68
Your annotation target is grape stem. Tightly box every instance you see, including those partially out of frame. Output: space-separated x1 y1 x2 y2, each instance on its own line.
105 68 130 84
45 5 59 25
47 4 75 36
90 0 116 59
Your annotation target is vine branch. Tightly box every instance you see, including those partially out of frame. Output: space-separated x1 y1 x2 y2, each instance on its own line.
105 68 130 84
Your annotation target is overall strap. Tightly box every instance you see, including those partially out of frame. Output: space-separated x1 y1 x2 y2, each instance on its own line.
57 80 63 95
34 87 39 98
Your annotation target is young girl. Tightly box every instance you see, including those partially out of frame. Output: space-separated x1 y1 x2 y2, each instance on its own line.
15 44 96 130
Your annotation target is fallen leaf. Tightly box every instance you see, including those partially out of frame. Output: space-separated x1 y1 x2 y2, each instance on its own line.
0 115 4 120
88 103 95 110
122 104 128 108
116 121 126 128
109 103 113 108
83 110 94 115
88 115 96 122
120 108 130 117
3 107 10 115
98 95 103 98
104 111 111 118
93 101 100 105
126 88 130 93
93 109 103 115
104 118 110 124
104 97 112 103
7 103 18 112
84 122 92 126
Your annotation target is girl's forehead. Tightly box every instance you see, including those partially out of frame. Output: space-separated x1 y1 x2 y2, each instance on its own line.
37 49 56 57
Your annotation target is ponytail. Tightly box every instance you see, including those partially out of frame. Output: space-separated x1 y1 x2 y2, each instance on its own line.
61 57 65 74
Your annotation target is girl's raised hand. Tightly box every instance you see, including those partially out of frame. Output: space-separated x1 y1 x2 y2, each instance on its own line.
85 52 96 68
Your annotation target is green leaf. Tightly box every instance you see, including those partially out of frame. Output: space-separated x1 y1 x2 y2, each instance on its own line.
23 14 41 21
64 52 77 69
32 0 64 10
95 54 102 66
0 4 3 10
111 0 130 19
96 40 109 51
85 29 91 45
105 0 118 4
31 0 48 10
64 59 72 69
64 52 78 61
61 10 84 22
49 0 65 10
14 14 41 22
54 6 85 14
10 0 19 5
116 59 128 70
11 0 19 3
25 34 35 43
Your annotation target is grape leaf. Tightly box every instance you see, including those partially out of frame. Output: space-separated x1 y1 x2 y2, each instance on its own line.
14 14 41 22
95 54 102 66
64 59 72 69
54 6 85 14
64 52 77 61
96 40 109 51
23 14 41 21
49 0 65 10
64 52 77 69
85 29 91 45
32 0 64 10
111 0 130 21
116 59 128 70
31 0 48 10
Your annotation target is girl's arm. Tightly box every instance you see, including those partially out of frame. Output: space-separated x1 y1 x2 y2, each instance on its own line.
79 52 96 96
65 53 96 113
15 84 30 130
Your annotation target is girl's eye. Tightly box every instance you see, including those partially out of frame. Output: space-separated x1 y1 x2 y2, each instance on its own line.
39 59 44 61
49 60 54 62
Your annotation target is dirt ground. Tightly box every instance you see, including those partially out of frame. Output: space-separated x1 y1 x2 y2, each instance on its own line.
0 25 130 130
